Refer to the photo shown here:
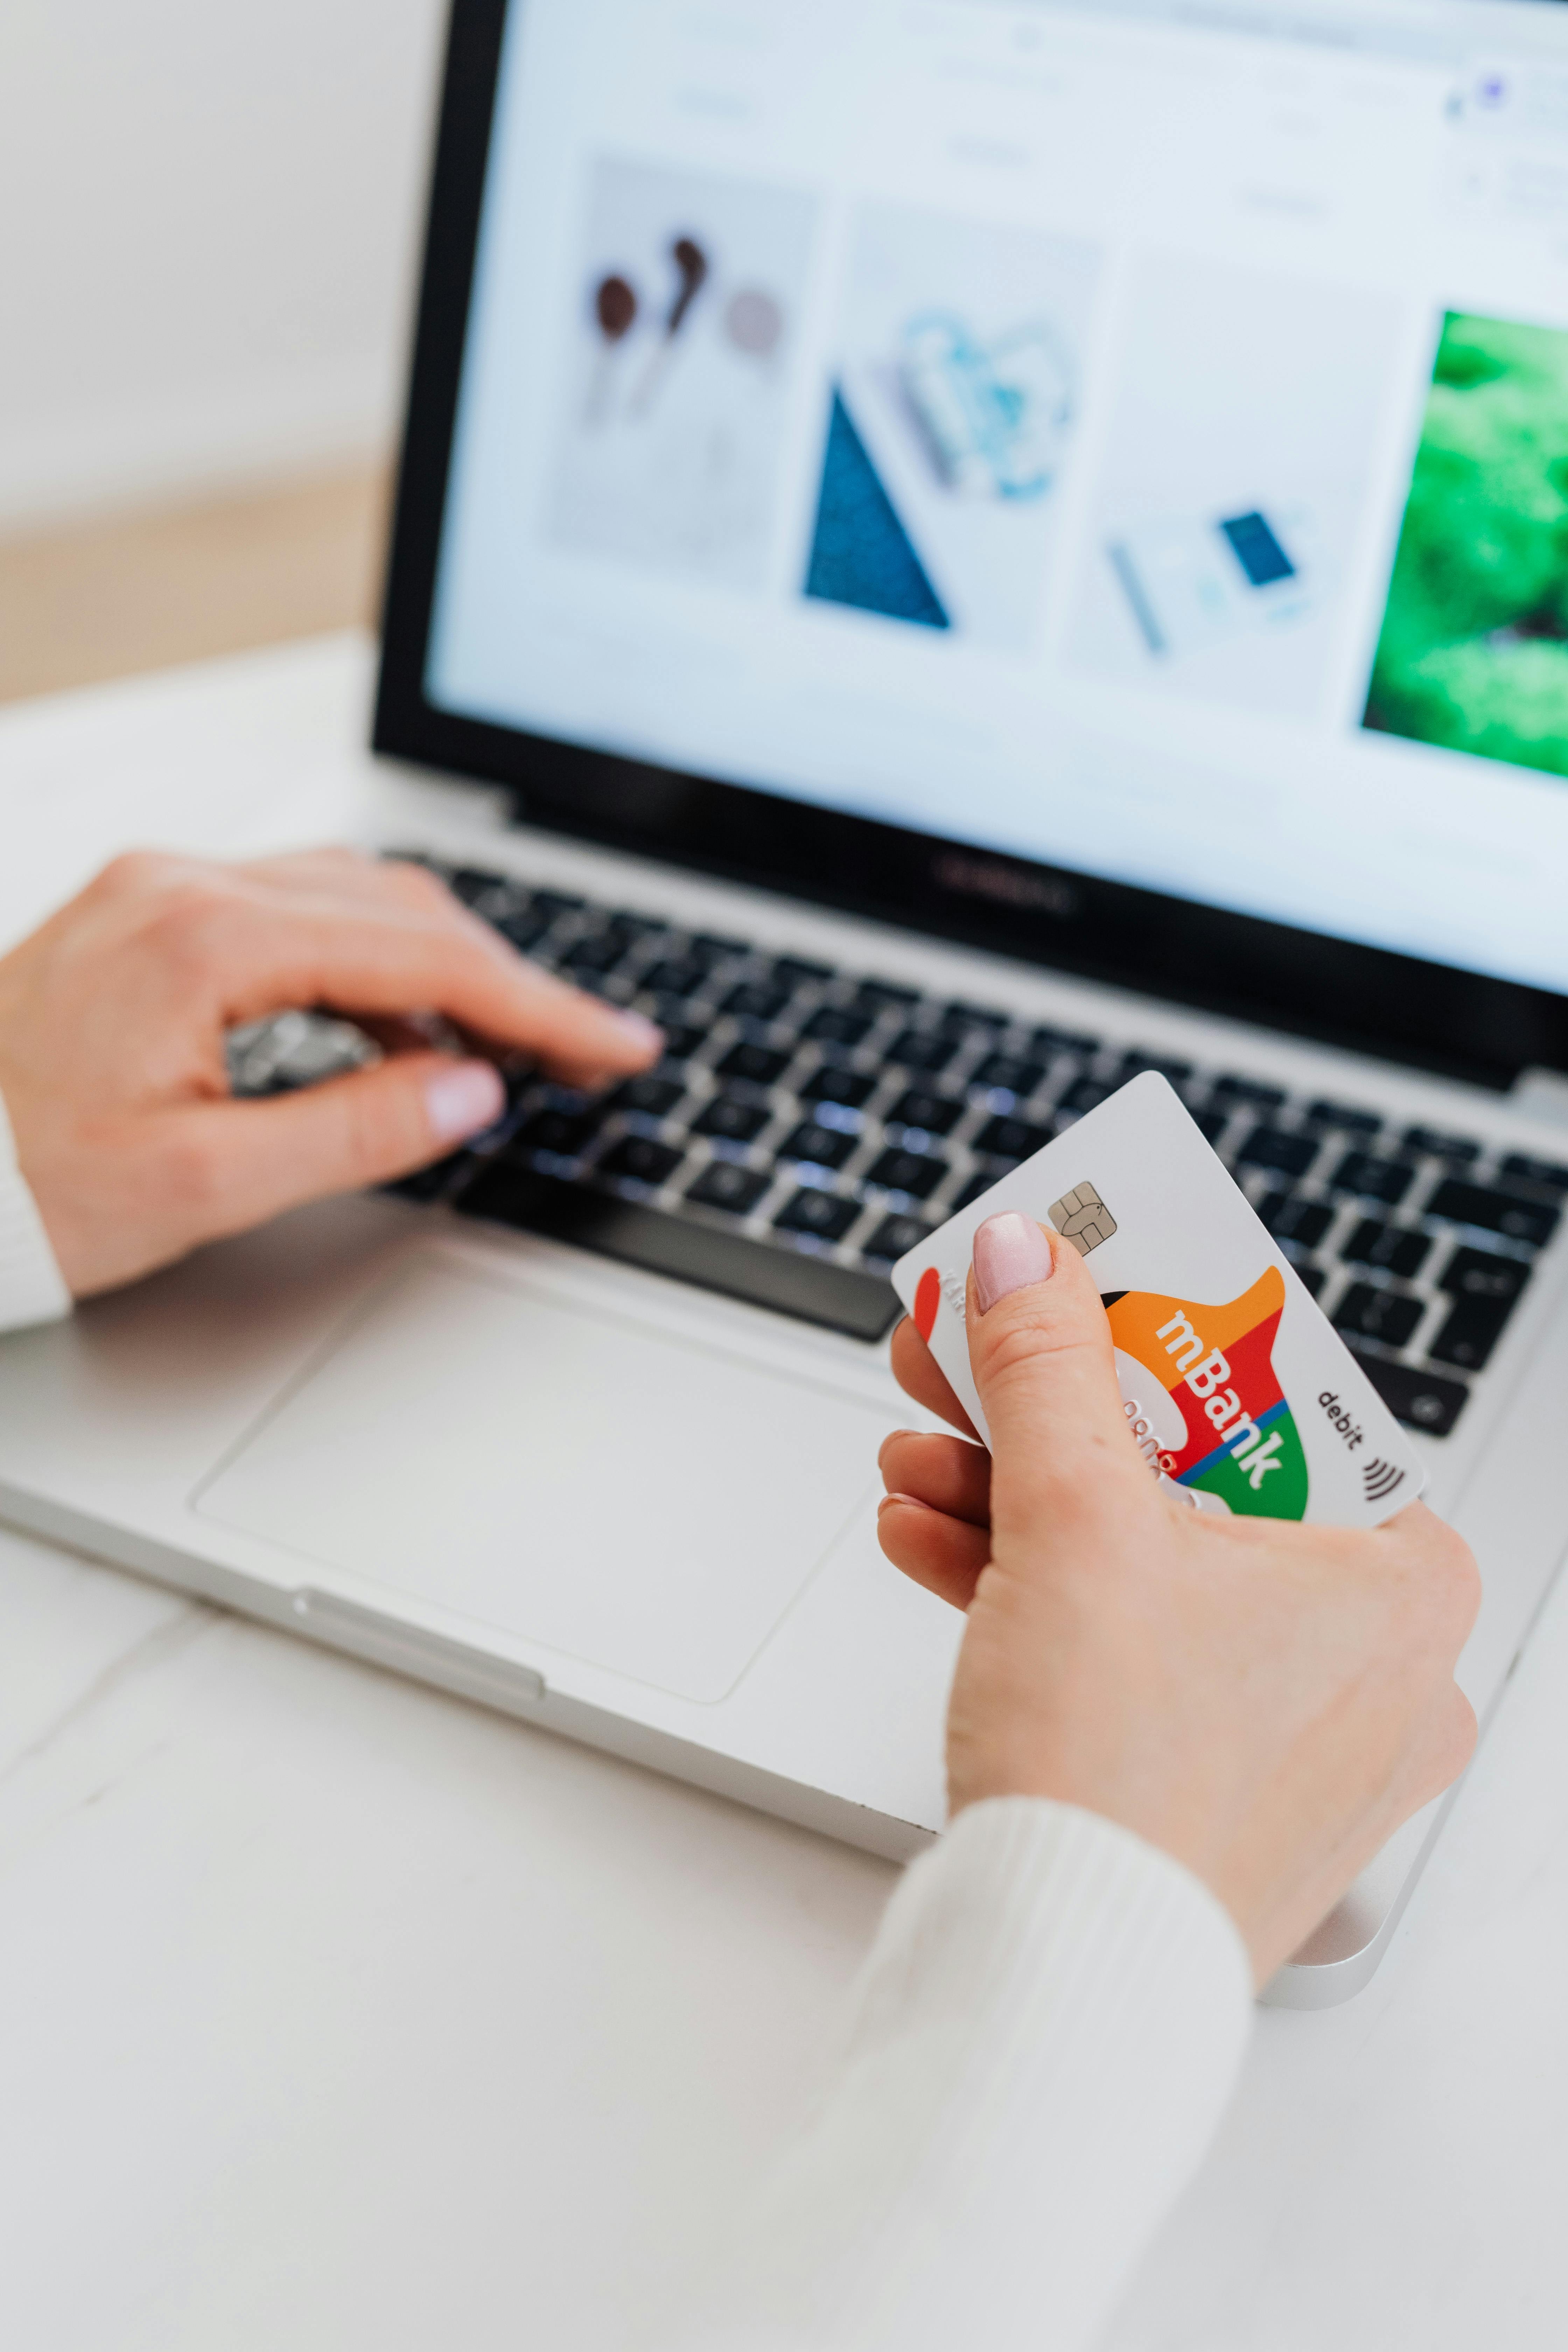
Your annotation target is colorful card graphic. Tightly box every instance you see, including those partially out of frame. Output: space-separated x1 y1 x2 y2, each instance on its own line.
1105 1269 1309 1520
891 1073 1424 1531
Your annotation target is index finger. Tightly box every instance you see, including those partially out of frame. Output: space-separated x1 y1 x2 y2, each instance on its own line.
889 1316 980 1442
191 892 662 1083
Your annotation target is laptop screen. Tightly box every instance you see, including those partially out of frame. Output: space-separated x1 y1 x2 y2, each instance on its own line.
423 0 1568 1002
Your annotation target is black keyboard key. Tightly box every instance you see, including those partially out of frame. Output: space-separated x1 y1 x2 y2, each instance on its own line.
800 1064 877 1111
690 933 748 966
1333 1283 1425 1351
515 1107 604 1159
1211 1075 1287 1112
1236 1126 1319 1179
775 1188 860 1242
694 1094 771 1144
449 866 506 906
866 1148 948 1201
940 1001 1011 1040
1258 1193 1334 1250
652 1020 705 1065
1404 1127 1481 1165
686 1161 771 1217
780 1121 857 1171
975 1113 1052 1163
950 1171 996 1213
644 957 713 1000
768 955 834 992
1057 1076 1112 1118
804 1005 874 1050
1438 1245 1532 1305
1430 1297 1514 1374
1502 1153 1568 1194
723 982 791 1024
493 908 556 952
888 1088 964 1138
1426 1178 1560 1250
1295 1262 1326 1298
863 1212 932 1264
459 1165 898 1338
615 1074 686 1120
1330 1152 1415 1207
1035 1027 1100 1061
598 1135 685 1189
1192 1108 1231 1145
1342 1220 1431 1280
855 979 920 1012
1352 1351 1470 1437
1120 1051 1192 1085
560 932 628 977
1306 1100 1381 1135
886 1030 956 1077
973 1053 1047 1099
716 1041 792 1088
606 909 670 945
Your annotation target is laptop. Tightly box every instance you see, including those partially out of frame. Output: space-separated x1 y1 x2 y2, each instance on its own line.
6 0 1568 2007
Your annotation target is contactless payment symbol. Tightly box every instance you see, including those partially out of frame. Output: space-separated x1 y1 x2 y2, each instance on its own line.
1362 1456 1406 1507
1105 1265 1310 1520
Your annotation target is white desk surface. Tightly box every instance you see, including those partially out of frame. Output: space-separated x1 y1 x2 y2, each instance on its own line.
2 637 1567 2351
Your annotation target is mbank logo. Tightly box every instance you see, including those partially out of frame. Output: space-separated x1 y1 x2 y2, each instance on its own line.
1105 1266 1310 1520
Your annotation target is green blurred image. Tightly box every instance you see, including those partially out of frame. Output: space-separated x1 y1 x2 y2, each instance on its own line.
1365 310 1568 779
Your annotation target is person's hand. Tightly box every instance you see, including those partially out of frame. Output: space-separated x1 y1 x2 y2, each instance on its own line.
0 847 661 1296
877 1212 1480 1985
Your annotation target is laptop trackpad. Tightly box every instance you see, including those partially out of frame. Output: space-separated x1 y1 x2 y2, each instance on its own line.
195 1253 894 1703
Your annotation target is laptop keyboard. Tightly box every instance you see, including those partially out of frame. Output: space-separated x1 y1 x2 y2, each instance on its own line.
382 858 1563 1434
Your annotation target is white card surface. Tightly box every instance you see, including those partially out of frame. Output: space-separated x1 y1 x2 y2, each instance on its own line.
891 1073 1424 1528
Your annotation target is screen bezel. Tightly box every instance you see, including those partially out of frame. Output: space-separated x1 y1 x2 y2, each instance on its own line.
374 0 1568 1092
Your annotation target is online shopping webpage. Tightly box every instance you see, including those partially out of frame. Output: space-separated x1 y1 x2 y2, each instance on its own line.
428 0 1568 994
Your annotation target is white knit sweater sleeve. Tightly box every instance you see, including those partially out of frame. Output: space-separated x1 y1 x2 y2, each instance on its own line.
671 1798 1252 2352
0 1088 71 1333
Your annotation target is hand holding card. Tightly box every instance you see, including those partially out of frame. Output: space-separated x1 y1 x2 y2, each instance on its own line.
877 1200 1478 1986
892 1073 1423 1529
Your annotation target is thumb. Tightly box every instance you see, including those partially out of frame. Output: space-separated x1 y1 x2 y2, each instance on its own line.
966 1212 1155 1544
175 1052 506 1239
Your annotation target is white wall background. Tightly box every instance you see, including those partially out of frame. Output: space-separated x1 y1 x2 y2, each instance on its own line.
0 0 449 528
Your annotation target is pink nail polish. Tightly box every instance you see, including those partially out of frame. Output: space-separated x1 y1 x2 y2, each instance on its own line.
972 1212 1055 1315
613 1009 664 1054
426 1060 505 1143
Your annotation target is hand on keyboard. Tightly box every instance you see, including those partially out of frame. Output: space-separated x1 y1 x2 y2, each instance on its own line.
0 847 660 1296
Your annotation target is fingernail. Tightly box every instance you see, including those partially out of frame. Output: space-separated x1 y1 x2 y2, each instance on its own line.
426 1059 505 1143
878 1492 931 1515
611 1009 664 1055
972 1212 1055 1315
